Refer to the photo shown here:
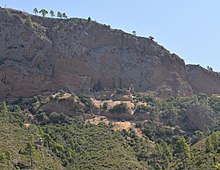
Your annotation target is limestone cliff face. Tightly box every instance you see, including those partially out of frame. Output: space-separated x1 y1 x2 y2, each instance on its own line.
0 9 53 97
186 65 220 94
0 8 219 98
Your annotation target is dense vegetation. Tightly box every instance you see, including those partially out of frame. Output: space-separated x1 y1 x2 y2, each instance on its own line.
1 92 220 169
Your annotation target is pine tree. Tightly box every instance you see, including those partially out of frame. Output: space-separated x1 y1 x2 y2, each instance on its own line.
25 142 34 167
39 9 48 17
62 13 67 19
33 8 38 15
162 142 171 158
175 136 191 168
50 10 55 18
57 11 62 18
132 31 136 36
149 36 154 40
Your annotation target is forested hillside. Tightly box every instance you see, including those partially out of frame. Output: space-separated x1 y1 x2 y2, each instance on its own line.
1 91 220 170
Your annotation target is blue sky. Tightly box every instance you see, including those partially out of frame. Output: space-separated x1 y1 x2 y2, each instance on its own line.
1 0 220 71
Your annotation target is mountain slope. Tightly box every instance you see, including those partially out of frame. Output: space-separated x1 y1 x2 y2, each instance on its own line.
0 103 147 170
1 8 220 99
1 92 220 169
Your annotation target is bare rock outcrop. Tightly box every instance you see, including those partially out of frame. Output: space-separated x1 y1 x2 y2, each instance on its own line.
185 103 215 130
186 65 220 94
0 8 220 98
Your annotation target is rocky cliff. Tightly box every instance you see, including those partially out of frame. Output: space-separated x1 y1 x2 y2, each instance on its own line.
0 8 220 98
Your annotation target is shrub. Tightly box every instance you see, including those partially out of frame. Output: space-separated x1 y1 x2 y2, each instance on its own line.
49 112 66 123
0 102 8 113
102 102 108 110
135 105 152 113
155 163 162 170
216 146 220 153
35 112 49 123
78 93 93 108
109 103 129 114
132 31 136 36
149 36 154 40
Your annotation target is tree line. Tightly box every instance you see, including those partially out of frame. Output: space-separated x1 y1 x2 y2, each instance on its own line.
33 8 67 19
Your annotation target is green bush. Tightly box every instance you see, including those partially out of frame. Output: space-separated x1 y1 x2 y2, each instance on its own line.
49 112 66 123
102 102 108 110
135 105 152 113
109 103 129 114
0 102 8 113
78 93 93 108
216 146 220 153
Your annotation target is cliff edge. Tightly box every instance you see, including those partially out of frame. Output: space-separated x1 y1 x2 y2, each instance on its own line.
0 8 219 98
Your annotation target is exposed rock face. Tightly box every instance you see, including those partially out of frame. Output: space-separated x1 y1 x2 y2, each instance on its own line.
186 65 220 94
0 8 220 98
185 103 215 130
0 9 53 97
40 99 85 115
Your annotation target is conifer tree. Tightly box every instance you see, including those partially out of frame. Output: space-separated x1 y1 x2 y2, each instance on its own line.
62 13 67 19
175 136 191 168
25 142 34 167
50 10 55 18
39 9 48 17
33 8 38 15
57 11 62 18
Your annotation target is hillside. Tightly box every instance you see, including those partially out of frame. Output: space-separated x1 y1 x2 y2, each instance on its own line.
1 8 220 99
1 8 220 170
0 92 220 169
